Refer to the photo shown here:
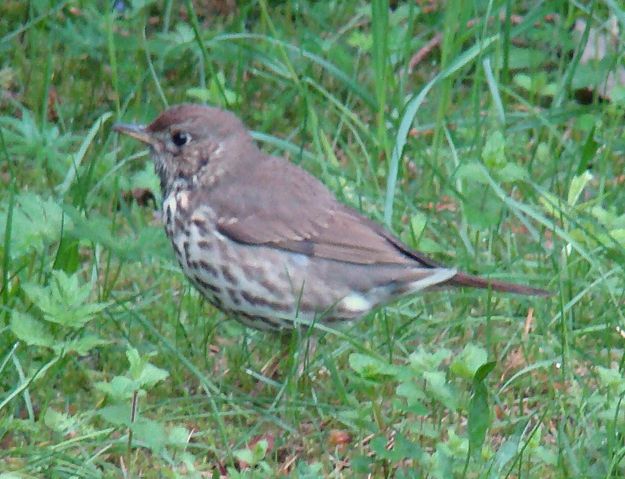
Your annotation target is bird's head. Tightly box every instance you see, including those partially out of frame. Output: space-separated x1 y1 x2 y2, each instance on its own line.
114 104 255 195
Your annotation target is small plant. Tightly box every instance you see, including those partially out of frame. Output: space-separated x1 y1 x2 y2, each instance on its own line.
10 269 110 356
96 348 200 476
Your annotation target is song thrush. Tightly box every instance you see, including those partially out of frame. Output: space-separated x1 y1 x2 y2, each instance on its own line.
114 104 549 331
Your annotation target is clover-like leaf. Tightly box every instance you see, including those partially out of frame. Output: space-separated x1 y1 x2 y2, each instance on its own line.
22 270 109 329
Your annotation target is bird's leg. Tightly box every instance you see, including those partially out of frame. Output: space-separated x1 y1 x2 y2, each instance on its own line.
258 326 318 382
259 331 294 380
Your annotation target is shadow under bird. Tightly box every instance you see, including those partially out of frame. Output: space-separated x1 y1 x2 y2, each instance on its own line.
114 104 549 331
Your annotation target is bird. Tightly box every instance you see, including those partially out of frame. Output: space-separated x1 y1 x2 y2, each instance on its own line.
113 104 549 331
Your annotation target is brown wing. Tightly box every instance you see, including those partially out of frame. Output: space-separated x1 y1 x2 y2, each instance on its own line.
205 155 423 266
200 154 549 296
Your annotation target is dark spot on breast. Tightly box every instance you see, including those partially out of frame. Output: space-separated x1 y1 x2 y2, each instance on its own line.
227 288 241 305
197 240 212 250
193 275 221 294
298 301 316 313
260 278 285 299
238 312 282 330
174 216 185 232
192 218 209 234
324 316 342 323
259 315 281 328
172 242 183 258
183 241 191 261
240 291 291 312
176 171 190 183
197 260 219 278
221 266 238 285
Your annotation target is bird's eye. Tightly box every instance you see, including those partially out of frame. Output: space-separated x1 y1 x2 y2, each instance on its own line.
171 131 191 147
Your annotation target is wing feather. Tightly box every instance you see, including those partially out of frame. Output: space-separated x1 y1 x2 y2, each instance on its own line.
205 155 422 266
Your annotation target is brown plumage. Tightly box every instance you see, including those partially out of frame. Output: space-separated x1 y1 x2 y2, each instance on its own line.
114 104 549 331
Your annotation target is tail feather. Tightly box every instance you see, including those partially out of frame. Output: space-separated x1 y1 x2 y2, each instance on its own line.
450 272 551 297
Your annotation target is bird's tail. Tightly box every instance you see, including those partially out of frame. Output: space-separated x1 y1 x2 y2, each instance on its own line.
449 271 551 297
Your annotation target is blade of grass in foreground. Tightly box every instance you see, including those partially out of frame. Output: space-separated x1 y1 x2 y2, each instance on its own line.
384 35 499 226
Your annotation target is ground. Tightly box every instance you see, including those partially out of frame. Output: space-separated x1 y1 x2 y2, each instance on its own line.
1 1 624 478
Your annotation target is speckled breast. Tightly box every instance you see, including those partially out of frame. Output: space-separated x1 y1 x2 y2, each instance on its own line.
161 188 308 331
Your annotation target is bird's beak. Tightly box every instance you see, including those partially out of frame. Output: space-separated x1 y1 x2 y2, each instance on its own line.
113 123 153 145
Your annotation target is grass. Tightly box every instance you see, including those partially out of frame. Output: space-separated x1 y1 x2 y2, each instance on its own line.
1 0 625 477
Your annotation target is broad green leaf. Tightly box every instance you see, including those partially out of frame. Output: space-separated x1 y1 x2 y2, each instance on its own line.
10 311 55 348
409 212 427 239
95 376 138 402
62 334 109 356
455 162 490 184
450 344 488 380
155 22 194 46
462 185 503 229
127 348 170 388
132 418 167 453
482 131 507 170
396 381 426 403
233 439 268 467
99 403 132 426
167 426 191 448
233 447 256 467
347 31 372 51
498 163 528 183
579 127 598 171
468 361 496 457
508 46 548 69
423 371 458 410
513 73 532 92
349 353 397 379
608 228 625 247
370 435 399 461
126 347 144 377
135 363 169 389
393 433 423 461
468 380 490 456
473 361 497 383
408 347 451 372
